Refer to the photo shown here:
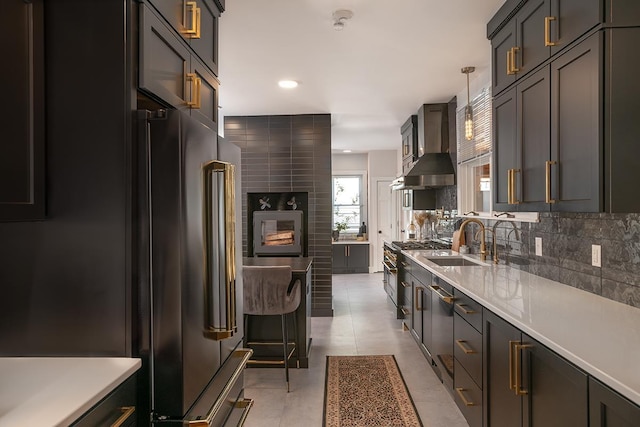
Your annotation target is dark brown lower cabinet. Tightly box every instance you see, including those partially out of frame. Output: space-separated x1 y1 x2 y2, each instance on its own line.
590 378 640 427
71 374 137 426
483 309 588 427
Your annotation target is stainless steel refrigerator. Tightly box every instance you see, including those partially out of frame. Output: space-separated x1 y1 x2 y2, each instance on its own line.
136 109 251 425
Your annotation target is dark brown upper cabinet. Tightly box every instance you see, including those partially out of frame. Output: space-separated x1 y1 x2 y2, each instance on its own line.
489 0 600 96
145 0 221 76
0 0 45 222
139 3 219 130
401 115 418 175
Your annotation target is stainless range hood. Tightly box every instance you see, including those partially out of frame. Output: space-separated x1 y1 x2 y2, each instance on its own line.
393 103 456 190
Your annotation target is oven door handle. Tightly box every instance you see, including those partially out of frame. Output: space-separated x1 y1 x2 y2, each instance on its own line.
383 261 397 273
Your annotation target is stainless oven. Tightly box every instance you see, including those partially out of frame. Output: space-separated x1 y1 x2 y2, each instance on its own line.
383 243 398 308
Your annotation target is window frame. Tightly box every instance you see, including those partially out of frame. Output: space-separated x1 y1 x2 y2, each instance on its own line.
332 172 367 233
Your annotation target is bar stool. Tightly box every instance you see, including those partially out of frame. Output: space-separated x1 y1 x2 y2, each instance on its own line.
243 265 301 392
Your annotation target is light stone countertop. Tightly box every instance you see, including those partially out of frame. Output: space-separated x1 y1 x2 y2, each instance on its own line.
402 249 640 406
0 357 141 427
332 240 369 244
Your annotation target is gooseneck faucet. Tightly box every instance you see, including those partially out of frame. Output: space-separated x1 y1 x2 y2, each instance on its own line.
458 218 487 261
491 220 520 264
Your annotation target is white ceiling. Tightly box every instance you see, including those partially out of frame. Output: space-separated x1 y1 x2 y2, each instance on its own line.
218 0 506 153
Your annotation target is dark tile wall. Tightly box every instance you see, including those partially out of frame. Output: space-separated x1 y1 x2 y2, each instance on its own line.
462 213 640 308
224 114 333 316
435 185 457 211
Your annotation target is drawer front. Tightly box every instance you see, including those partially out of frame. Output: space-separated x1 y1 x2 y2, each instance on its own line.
72 375 137 427
454 290 483 332
454 359 482 427
454 313 483 388
411 261 431 286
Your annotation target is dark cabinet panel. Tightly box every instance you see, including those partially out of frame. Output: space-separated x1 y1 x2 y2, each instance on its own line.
492 23 517 95
72 375 137 427
550 32 601 211
146 0 220 75
605 27 640 213
589 377 640 427
139 4 191 109
454 313 483 388
517 66 550 210
411 281 424 344
516 0 550 77
0 0 45 221
492 88 517 210
454 359 483 427
401 115 418 165
189 56 219 130
332 243 369 273
550 0 601 55
521 333 588 426
483 309 522 427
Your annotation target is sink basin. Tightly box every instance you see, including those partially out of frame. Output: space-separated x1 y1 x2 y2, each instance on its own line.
426 257 486 267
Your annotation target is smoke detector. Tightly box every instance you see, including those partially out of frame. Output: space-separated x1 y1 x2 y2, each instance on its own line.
333 9 354 31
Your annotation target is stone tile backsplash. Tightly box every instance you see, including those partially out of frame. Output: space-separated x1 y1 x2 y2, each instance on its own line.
463 212 640 308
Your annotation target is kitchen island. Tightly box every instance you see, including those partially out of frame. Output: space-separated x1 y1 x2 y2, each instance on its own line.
0 357 140 426
243 257 313 368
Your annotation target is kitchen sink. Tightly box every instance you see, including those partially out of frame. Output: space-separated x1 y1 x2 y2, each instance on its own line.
426 257 487 267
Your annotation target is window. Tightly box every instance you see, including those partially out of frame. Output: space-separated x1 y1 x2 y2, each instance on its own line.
332 175 365 233
457 86 492 216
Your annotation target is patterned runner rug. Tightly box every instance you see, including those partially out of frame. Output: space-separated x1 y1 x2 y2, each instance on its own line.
323 355 423 427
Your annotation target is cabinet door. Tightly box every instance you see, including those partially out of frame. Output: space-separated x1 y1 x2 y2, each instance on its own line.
515 0 551 77
492 22 517 95
589 377 640 427
401 115 417 161
0 0 45 221
72 375 137 426
332 245 347 270
189 0 220 76
492 88 518 211
483 309 522 427
521 334 588 426
550 0 600 56
551 32 601 212
139 4 191 110
517 66 550 211
189 55 219 131
347 244 369 272
421 286 432 357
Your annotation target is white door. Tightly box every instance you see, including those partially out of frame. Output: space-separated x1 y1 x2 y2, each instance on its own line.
375 180 395 272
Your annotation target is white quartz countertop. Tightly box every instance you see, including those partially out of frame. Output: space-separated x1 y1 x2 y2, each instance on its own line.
402 249 640 406
0 357 141 427
332 240 369 245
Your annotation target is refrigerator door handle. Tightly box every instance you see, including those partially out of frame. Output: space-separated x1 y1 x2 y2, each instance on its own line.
203 160 237 340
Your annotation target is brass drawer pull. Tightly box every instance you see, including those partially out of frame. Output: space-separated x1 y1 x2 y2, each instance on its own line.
455 387 476 407
508 340 518 391
186 73 202 109
429 285 455 304
401 280 410 288
514 343 533 395
456 339 477 354
415 287 423 311
545 160 557 204
545 16 557 47
455 303 476 315
511 47 520 73
111 406 135 427
184 1 201 39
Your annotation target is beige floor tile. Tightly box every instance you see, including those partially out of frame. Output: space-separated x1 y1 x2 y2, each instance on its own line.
242 272 467 426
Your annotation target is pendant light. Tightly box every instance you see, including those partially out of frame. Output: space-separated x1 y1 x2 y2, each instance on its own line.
461 66 475 141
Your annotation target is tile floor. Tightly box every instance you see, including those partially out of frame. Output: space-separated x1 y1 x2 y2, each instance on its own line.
242 272 468 427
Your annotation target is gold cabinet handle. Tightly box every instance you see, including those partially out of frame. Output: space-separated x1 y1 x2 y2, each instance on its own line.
401 280 410 288
514 343 533 395
455 302 476 314
507 169 513 204
203 161 237 340
455 339 476 354
400 261 409 267
511 47 520 73
511 169 520 204
506 48 513 75
455 387 477 406
187 73 202 109
400 306 410 316
429 285 455 305
111 406 135 427
415 287 422 311
508 340 518 391
545 160 557 204
545 16 557 46
184 1 201 39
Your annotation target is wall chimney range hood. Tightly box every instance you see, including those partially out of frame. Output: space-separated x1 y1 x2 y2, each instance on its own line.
392 103 455 190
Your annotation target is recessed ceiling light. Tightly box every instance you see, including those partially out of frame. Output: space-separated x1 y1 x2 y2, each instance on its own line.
343 150 352 153
278 80 298 89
